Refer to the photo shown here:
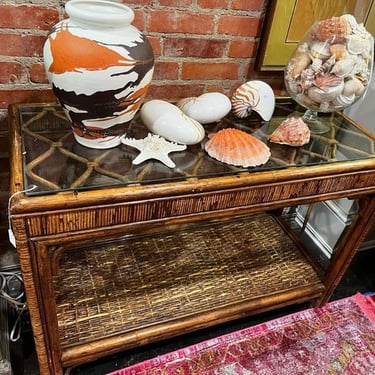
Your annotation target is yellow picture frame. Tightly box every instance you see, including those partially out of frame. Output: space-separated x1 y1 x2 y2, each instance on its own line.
256 0 375 71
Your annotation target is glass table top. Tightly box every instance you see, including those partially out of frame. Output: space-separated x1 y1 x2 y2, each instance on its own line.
17 98 375 196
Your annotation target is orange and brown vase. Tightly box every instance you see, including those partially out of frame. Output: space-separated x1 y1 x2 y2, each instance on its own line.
43 0 154 149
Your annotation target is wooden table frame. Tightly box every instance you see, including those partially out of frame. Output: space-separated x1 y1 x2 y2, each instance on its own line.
8 102 375 374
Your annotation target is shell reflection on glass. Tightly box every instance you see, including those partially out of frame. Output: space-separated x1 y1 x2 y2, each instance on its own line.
284 14 374 134
231 80 275 122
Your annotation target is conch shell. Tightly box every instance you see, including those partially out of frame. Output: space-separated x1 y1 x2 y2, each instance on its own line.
269 117 310 147
290 43 312 78
205 128 271 167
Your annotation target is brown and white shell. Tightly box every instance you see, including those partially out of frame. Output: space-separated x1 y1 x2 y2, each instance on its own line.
313 16 351 43
204 128 271 167
269 117 310 147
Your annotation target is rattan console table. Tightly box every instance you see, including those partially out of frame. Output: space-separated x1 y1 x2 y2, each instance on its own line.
8 98 375 374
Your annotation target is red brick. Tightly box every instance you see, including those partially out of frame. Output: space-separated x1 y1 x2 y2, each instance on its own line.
232 0 264 11
121 0 153 5
133 9 146 31
228 40 257 58
164 38 227 58
159 0 192 6
182 62 239 80
218 15 261 36
0 5 59 30
0 62 27 84
148 36 161 57
153 61 179 80
29 63 49 84
197 0 229 9
0 90 56 109
147 84 205 101
0 34 45 57
148 10 214 34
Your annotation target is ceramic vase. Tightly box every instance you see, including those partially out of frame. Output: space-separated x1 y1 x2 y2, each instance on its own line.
43 0 154 149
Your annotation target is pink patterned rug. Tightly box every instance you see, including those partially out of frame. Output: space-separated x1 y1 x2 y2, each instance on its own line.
108 293 375 375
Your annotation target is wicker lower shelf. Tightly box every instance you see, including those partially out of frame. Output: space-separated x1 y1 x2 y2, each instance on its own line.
53 212 325 365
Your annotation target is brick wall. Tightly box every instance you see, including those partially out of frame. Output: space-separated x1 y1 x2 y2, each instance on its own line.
0 0 284 255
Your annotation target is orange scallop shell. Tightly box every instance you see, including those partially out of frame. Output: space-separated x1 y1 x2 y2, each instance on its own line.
269 117 310 147
204 128 271 167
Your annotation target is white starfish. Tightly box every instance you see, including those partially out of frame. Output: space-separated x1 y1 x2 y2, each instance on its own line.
121 133 187 168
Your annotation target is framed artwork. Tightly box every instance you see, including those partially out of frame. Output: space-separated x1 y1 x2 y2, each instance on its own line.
256 0 375 71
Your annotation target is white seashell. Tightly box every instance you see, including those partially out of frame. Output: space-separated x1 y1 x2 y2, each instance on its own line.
231 80 275 121
176 92 231 124
307 81 344 103
331 56 357 78
140 100 205 145
343 77 365 96
309 42 331 59
346 34 372 55
331 93 355 107
310 58 323 72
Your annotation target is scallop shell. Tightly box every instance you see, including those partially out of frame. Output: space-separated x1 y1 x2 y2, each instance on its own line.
204 128 270 167
176 92 231 124
231 80 275 121
313 16 351 43
140 100 205 145
269 117 310 147
314 74 344 91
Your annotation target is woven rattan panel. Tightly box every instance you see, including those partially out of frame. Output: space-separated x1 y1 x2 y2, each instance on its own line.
53 212 323 348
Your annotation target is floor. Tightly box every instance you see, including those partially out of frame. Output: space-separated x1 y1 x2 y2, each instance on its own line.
6 248 375 375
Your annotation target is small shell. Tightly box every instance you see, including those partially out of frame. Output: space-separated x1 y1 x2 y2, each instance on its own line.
331 93 356 107
269 117 310 147
310 58 323 72
177 92 231 124
307 81 344 103
346 34 372 55
309 42 331 59
330 44 347 60
343 77 365 96
204 128 270 167
231 80 275 121
313 16 351 43
299 68 315 90
316 55 336 75
140 100 205 145
314 74 344 91
291 51 312 78
331 56 357 78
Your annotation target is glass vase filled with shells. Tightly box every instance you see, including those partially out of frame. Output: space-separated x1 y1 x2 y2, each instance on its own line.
284 14 374 134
